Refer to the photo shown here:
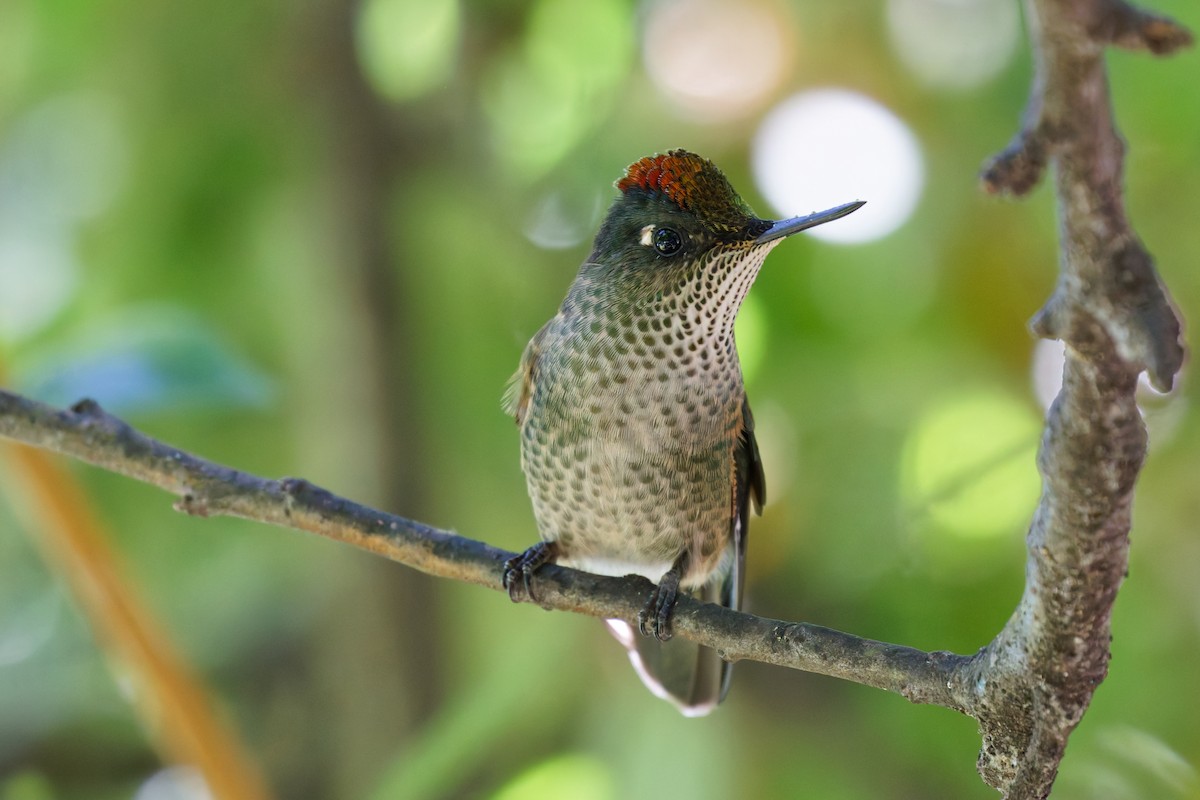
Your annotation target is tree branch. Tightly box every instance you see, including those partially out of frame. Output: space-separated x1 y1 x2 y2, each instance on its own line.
975 0 1187 796
0 389 972 711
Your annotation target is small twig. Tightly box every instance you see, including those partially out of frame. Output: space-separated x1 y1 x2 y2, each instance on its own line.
1094 1 1193 52
980 124 1048 197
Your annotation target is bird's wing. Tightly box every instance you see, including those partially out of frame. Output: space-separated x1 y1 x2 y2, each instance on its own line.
728 393 765 614
686 394 764 708
502 324 548 426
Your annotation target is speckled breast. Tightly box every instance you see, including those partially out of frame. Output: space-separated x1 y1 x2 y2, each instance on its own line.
518 246 768 589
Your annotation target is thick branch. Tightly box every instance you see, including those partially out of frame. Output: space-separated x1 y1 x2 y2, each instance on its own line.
973 0 1188 796
0 389 971 710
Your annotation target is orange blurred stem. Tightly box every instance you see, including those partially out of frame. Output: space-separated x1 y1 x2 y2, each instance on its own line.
1 432 272 799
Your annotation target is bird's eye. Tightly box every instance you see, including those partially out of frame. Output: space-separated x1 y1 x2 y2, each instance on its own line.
653 227 682 256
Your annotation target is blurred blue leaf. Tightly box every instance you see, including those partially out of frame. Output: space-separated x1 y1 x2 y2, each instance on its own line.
14 305 273 415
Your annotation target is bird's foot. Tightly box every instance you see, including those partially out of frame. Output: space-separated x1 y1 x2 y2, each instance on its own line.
638 556 686 642
502 541 559 603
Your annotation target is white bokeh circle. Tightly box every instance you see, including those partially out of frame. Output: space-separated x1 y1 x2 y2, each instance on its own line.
752 89 924 244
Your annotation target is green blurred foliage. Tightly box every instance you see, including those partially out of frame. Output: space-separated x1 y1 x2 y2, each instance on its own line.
1 0 1198 798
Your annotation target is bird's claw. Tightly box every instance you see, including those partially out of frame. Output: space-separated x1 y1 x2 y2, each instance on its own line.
637 569 681 642
502 541 557 603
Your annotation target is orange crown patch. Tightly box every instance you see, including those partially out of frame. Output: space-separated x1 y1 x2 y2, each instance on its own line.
617 150 712 211
616 150 754 233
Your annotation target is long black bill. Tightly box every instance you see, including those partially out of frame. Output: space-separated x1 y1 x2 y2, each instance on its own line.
755 199 866 245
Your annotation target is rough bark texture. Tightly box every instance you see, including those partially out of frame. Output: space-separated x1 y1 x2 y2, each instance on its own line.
974 0 1187 795
0 1 1188 796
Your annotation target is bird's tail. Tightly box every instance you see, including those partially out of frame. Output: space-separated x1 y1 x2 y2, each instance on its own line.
604 577 731 717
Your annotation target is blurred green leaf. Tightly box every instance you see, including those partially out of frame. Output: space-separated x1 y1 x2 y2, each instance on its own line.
356 0 460 102
492 754 614 800
0 772 55 800
1099 726 1198 795
482 0 633 176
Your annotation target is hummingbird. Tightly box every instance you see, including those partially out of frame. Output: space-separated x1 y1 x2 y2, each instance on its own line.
503 150 863 715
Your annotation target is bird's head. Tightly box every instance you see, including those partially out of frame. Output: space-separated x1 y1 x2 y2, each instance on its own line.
581 150 862 305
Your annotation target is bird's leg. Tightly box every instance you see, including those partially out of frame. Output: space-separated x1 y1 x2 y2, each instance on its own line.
638 551 689 642
502 541 560 603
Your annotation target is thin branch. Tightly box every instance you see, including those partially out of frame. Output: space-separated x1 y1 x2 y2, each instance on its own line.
0 389 972 710
1094 2 1193 52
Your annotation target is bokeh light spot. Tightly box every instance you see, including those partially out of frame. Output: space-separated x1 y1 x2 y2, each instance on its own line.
752 89 924 244
1032 338 1066 411
0 93 126 341
483 0 632 177
643 0 794 122
356 0 459 103
493 754 614 800
524 188 604 250
526 0 630 89
901 391 1041 539
0 238 74 342
0 92 128 223
1033 337 1186 448
887 0 1019 90
134 766 211 800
